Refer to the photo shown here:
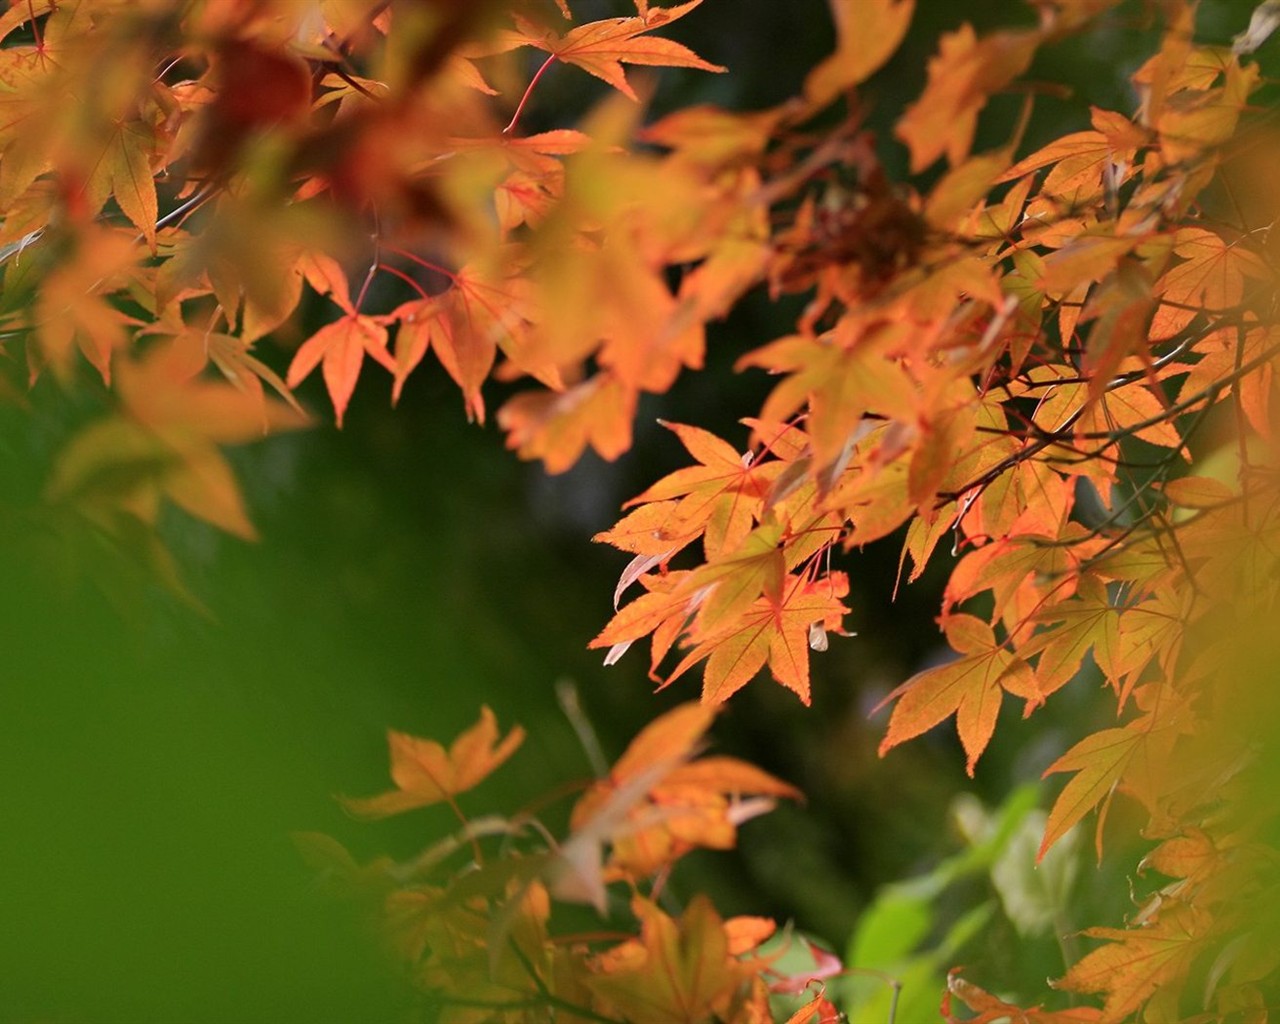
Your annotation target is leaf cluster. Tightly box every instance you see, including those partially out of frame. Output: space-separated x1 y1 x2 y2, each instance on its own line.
8 0 1280 1020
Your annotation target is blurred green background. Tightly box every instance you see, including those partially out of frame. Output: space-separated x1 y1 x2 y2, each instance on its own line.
0 1 1262 1020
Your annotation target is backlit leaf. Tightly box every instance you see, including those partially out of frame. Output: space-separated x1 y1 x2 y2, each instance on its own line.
505 2 725 102
879 614 1036 775
287 314 396 428
341 708 525 819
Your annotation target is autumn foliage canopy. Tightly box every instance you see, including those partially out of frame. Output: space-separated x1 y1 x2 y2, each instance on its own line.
13 0 1280 1020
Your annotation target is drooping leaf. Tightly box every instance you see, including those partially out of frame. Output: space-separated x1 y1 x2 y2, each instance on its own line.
287 314 396 428
944 972 1104 1023
878 614 1037 775
1040 723 1145 859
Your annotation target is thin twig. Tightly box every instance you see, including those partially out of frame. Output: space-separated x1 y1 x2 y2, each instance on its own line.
557 678 609 779
389 815 525 883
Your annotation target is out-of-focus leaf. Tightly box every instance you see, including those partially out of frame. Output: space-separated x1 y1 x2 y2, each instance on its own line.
991 809 1080 938
340 707 525 819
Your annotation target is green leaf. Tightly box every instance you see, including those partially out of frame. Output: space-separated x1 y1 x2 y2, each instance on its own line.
849 887 933 970
991 809 1080 937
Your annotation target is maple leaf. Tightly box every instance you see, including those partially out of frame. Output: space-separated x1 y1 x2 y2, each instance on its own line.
556 703 800 896
47 339 308 540
1140 828 1221 888
964 458 1072 543
739 320 917 472
505 2 726 102
603 756 799 879
1039 722 1145 859
1149 228 1267 341
587 896 757 1024
1053 902 1209 1022
1160 475 1235 510
1176 326 1275 439
944 972 1104 1023
94 119 160 251
286 313 395 428
592 568 697 678
33 229 142 383
908 402 980 511
878 614 1038 776
387 271 521 422
895 23 1040 172
1022 575 1122 697
115 337 307 446
1154 56 1258 164
0 24 71 209
623 421 778 559
943 533 1088 625
609 702 718 780
1038 232 1141 300
549 702 713 906
999 107 1147 210
664 571 851 705
828 443 916 547
784 992 843 1024
640 105 782 170
202 332 303 423
679 518 788 636
595 255 707 394
923 149 1015 232
498 372 637 474
595 500 698 558
1074 382 1183 450
804 0 915 108
340 707 525 819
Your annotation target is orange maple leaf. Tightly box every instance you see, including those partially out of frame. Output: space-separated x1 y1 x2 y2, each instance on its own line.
623 421 779 559
287 313 395 428
47 339 308 540
557 703 800 896
804 0 915 108
998 107 1147 210
666 571 851 705
341 707 525 819
878 613 1038 776
1054 902 1208 1022
497 372 637 473
1149 227 1267 341
1022 575 1123 697
1039 721 1144 860
591 568 696 678
33 229 142 384
944 972 1104 1023
896 23 1039 172
506 2 726 102
587 896 757 1024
